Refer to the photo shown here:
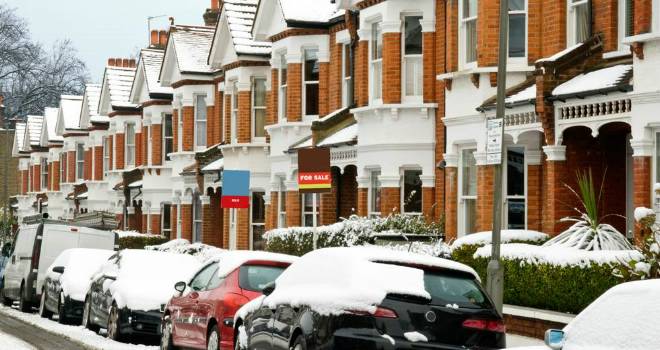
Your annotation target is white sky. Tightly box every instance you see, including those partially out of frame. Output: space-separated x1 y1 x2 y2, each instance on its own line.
3 0 207 82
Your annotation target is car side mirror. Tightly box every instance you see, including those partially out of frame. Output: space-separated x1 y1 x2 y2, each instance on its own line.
174 281 186 294
262 282 275 296
52 266 65 274
545 329 565 350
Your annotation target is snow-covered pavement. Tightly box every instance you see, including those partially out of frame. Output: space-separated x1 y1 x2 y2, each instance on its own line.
0 330 36 350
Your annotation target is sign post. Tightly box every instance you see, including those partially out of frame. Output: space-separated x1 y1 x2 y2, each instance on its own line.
221 170 251 250
297 148 331 249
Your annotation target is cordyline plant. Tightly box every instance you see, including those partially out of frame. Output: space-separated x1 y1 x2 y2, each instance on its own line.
543 169 633 251
613 209 660 281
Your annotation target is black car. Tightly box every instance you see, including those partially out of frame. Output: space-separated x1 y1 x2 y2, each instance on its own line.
235 248 506 350
81 249 201 342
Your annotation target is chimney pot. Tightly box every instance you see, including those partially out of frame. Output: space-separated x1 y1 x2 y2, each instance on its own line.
159 30 168 47
211 0 219 10
108 58 116 67
129 59 136 68
150 30 159 46
122 59 129 68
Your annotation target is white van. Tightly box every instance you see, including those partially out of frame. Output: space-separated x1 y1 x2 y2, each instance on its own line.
1 223 118 311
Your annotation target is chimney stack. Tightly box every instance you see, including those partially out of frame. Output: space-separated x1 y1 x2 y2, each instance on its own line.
108 58 116 67
203 1 222 26
159 30 168 48
107 58 136 68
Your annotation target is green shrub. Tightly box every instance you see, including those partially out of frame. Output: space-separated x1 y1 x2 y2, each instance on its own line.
119 235 169 250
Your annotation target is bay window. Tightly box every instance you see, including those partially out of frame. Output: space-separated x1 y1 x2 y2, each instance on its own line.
125 123 136 168
505 147 526 229
368 170 382 218
341 44 353 108
403 16 423 98
568 0 591 45
195 95 207 149
303 48 319 116
251 192 266 250
76 143 84 180
231 81 238 143
252 78 267 139
461 0 478 66
370 22 383 101
509 0 527 58
402 169 423 214
278 54 288 121
302 193 320 227
40 158 48 190
163 114 173 161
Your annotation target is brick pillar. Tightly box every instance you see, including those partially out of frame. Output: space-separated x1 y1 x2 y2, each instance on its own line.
115 134 125 170
634 0 653 35
542 146 569 236
268 69 278 126
382 32 401 104
107 137 113 171
285 191 301 227
541 0 568 58
33 164 40 192
170 205 178 239
202 202 214 245
422 187 435 222
52 161 60 191
180 203 192 241
339 166 358 218
287 63 302 122
527 163 543 231
84 149 92 180
150 214 161 235
215 88 224 145
223 208 230 248
135 130 142 167
357 187 368 217
476 164 495 232
265 192 278 231
21 170 27 194
67 151 76 183
318 62 330 116
423 31 436 103
328 36 343 111
182 106 194 151
93 146 103 180
210 192 223 247
355 39 369 107
319 170 338 225
380 187 401 216
142 126 149 166
224 94 231 142
151 123 162 166
237 91 251 143
206 104 216 147
172 109 179 152
141 214 148 233
237 208 250 250
633 156 652 243
445 162 458 241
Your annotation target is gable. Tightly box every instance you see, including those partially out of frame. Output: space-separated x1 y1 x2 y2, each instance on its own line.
252 0 286 41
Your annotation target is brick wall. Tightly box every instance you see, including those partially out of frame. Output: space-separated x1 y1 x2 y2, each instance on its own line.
355 40 369 107
84 149 92 180
422 187 435 222
141 126 148 166
268 69 279 126
21 169 28 194
446 0 459 72
357 187 368 217
477 165 495 232
107 137 113 171
320 175 337 226
210 192 224 247
224 94 231 141
180 204 192 241
339 166 358 218
286 191 301 227
51 160 60 191
380 187 401 215
542 159 569 236
541 0 567 58
504 314 568 340
172 109 179 152
237 91 252 143
287 63 302 121
328 32 343 112
67 151 76 182
151 124 162 166
237 208 250 250
423 31 436 103
115 134 125 170
634 0 653 35
135 129 143 167
528 0 542 62
382 33 401 104
207 105 217 146
633 156 651 242
93 146 103 180
141 214 148 234
265 192 278 231
527 164 542 231
150 214 161 235
477 0 500 67
182 106 194 151
170 205 178 240
445 167 458 240
33 164 40 192
593 0 618 52
319 62 330 116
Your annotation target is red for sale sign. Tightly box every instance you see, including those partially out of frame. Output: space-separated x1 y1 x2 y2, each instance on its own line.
297 148 331 193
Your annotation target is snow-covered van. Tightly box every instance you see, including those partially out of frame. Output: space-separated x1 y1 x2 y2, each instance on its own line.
1 223 118 311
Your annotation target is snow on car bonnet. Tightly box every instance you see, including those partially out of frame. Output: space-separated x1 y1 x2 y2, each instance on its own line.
106 249 201 311
562 279 660 350
263 247 479 315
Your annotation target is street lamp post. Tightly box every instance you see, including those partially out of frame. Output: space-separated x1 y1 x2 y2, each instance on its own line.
486 0 510 314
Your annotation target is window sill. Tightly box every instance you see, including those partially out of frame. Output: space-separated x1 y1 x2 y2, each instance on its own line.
437 64 535 80
623 32 660 44
603 50 632 59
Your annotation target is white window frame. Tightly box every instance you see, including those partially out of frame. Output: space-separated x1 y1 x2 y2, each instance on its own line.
60 153 66 185
125 123 136 168
76 143 85 180
40 157 48 190
370 21 383 103
277 177 287 228
103 136 110 175
401 168 423 215
402 15 424 102
194 94 208 150
192 192 203 243
617 0 634 51
567 0 591 46
146 123 152 166
508 0 528 63
458 147 478 237
230 81 238 143
27 165 32 192
341 43 353 108
459 0 478 69
302 48 320 118
177 107 183 152
251 77 267 141
503 146 527 230
301 193 320 227
278 53 288 122
163 113 174 162
368 169 382 218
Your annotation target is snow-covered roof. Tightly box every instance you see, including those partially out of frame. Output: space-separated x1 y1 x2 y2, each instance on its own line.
201 158 224 172
536 43 583 63
84 84 101 116
552 64 633 98
317 123 358 147
278 0 345 23
140 49 173 95
223 0 272 56
170 25 216 74
104 66 138 109
43 107 62 143
505 84 537 105
289 136 313 150
13 122 26 154
26 115 44 147
58 95 84 131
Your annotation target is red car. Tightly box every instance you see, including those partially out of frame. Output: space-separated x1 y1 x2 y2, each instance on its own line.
160 251 296 350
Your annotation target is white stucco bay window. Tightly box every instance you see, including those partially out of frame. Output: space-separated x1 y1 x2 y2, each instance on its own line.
125 123 136 168
194 95 207 149
252 77 267 140
371 21 383 102
76 143 85 180
403 15 423 101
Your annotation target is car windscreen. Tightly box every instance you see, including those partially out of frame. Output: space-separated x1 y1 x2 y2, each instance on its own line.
423 270 492 309
239 264 287 292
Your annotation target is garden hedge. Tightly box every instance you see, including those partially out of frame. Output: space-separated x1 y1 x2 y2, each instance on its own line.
118 235 169 249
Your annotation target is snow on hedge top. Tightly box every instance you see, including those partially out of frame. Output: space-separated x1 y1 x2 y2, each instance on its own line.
279 0 345 23
562 279 660 350
145 238 226 263
262 247 478 315
552 64 632 97
46 248 115 302
451 230 549 250
474 243 643 268
100 249 201 311
634 207 656 223
209 250 297 279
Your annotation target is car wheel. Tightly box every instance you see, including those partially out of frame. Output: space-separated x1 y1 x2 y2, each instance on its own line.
160 315 177 350
107 303 124 342
291 335 306 350
207 324 219 350
57 293 71 324
1 281 12 306
18 283 30 312
82 295 100 333
38 289 53 319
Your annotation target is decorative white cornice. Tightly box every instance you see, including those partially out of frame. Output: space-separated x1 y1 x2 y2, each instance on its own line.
543 145 567 161
474 152 488 166
629 90 660 104
335 29 351 44
379 175 401 188
380 20 401 33
442 114 486 127
443 153 458 168
630 139 654 157
357 28 371 41
420 19 436 33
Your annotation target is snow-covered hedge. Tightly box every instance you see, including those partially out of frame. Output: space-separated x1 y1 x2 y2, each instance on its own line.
115 230 168 249
264 215 444 257
470 243 642 314
450 230 549 269
145 239 225 263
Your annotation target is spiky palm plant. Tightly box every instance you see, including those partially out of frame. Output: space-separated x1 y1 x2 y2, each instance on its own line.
543 169 633 251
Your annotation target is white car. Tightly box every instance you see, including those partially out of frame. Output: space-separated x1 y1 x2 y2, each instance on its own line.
513 279 660 350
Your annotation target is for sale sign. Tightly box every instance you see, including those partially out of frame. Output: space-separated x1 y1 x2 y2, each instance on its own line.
298 148 331 193
221 170 250 208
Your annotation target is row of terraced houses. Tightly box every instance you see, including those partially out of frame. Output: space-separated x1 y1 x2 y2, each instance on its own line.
10 0 660 248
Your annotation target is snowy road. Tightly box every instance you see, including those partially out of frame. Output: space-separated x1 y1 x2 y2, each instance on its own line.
0 310 86 349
